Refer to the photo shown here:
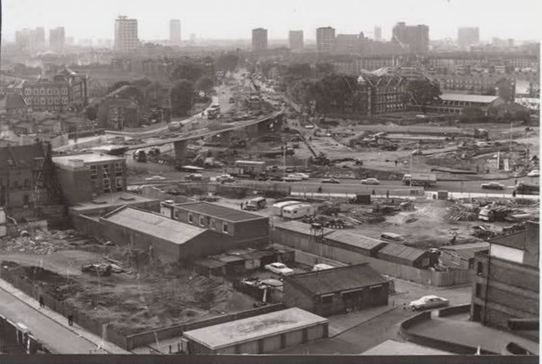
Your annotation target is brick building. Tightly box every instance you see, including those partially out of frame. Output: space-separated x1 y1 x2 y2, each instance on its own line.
283 263 390 316
52 153 127 205
22 68 88 112
471 221 539 340
431 74 516 102
357 73 408 115
426 94 505 114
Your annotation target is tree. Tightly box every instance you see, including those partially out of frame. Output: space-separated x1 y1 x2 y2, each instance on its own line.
406 79 441 114
461 106 485 123
481 86 497 96
315 63 334 76
527 82 540 98
170 80 194 117
216 53 239 72
170 62 205 83
107 81 130 94
195 77 214 92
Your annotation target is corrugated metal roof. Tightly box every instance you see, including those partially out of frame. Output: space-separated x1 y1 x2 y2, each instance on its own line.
102 207 205 245
176 202 265 222
286 263 388 296
325 230 387 252
184 308 327 350
377 243 427 262
490 231 527 250
273 220 333 236
440 94 500 103
441 242 490 251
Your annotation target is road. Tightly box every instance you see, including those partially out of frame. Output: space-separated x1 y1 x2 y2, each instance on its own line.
0 286 103 354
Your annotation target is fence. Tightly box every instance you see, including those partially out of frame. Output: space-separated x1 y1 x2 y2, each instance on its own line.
124 303 286 351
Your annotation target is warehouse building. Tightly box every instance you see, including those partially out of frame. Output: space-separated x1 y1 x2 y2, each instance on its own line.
439 242 489 270
283 263 390 316
182 307 328 354
324 230 387 257
376 242 436 269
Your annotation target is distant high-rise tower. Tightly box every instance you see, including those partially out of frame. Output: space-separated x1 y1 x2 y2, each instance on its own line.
170 19 181 46
457 27 479 50
114 16 139 53
49 27 66 52
374 26 382 41
252 28 268 51
289 30 304 50
316 26 336 53
392 22 429 53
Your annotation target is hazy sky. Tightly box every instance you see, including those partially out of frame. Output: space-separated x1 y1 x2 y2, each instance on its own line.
3 0 541 42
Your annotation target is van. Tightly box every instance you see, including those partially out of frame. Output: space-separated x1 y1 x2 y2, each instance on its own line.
380 232 405 243
244 197 267 211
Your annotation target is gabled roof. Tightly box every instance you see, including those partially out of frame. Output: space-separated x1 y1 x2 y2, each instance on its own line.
285 263 388 296
441 242 490 260
440 94 501 104
377 243 427 262
325 230 387 252
490 231 527 250
101 207 206 245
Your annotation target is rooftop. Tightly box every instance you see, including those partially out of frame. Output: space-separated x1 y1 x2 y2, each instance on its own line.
0 143 47 169
325 230 387 252
440 93 501 104
377 243 427 262
285 263 389 296
273 220 333 236
53 153 124 167
101 207 206 245
361 340 453 355
69 192 158 214
175 202 266 222
183 308 328 350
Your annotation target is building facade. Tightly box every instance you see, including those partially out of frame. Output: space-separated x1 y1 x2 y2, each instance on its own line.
288 30 304 50
170 19 181 46
316 27 336 54
252 28 268 52
115 16 139 53
471 221 539 340
284 264 390 316
457 27 480 50
359 73 409 115
392 22 429 53
49 27 65 52
335 34 362 55
432 74 516 101
53 154 127 205
427 94 505 114
22 68 88 112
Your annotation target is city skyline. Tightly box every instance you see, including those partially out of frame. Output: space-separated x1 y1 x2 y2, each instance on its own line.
2 0 541 43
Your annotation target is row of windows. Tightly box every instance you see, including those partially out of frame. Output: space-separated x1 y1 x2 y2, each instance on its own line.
101 177 123 193
24 87 68 96
186 213 230 234
90 163 124 179
25 97 68 105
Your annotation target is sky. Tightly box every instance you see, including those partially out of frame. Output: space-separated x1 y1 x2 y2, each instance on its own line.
2 0 542 42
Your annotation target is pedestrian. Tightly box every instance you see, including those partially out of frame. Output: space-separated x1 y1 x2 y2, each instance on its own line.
240 202 244 210
386 190 390 199
450 235 457 245
394 160 398 167
68 313 74 327
372 189 376 195
514 179 518 185
317 186 322 193
512 190 517 198
39 295 44 308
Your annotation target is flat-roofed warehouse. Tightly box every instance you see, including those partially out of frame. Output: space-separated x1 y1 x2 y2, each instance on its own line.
183 307 328 354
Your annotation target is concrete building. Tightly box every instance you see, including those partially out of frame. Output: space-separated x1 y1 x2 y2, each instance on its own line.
283 263 390 316
172 202 269 247
427 94 506 114
440 242 490 270
458 27 480 50
252 28 268 52
169 19 181 46
288 30 304 50
316 27 336 54
183 308 328 354
335 34 362 55
53 153 127 205
374 26 382 41
114 16 139 53
471 221 539 340
22 68 88 112
392 22 429 53
431 74 516 102
49 27 65 52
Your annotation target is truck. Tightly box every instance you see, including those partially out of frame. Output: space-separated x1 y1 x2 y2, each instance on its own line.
402 173 437 187
515 182 539 195
133 149 147 162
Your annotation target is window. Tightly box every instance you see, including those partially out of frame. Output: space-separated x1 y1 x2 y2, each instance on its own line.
188 213 193 224
199 216 205 227
25 89 31 95
54 97 60 105
222 222 229 233
321 294 333 304
115 177 123 191
33 89 39 95
102 164 110 177
61 87 68 95
23 195 30 205
40 88 46 95
90 165 98 179
62 97 68 104
475 283 482 297
115 162 123 176
477 262 483 275
421 257 430 267
54 89 59 95
209 218 216 230
103 178 111 193
48 97 53 105
47 89 52 95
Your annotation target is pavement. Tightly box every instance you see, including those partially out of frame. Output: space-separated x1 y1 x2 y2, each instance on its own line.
327 304 396 337
407 313 539 355
0 278 130 355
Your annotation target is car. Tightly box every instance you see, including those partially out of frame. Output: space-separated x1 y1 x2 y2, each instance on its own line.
409 295 449 311
481 182 505 190
283 175 303 182
527 170 540 177
264 262 294 276
304 124 315 129
411 149 423 156
292 173 310 180
216 174 235 183
360 178 380 185
285 167 295 173
145 175 166 181
312 264 334 271
321 178 340 184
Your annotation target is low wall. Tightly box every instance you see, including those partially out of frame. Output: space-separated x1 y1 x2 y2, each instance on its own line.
293 250 348 268
437 304 471 318
125 303 286 351
399 308 497 355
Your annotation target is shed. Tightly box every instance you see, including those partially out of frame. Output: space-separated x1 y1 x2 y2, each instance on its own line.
283 263 390 316
183 307 328 354
376 242 434 268
324 230 387 257
440 242 490 270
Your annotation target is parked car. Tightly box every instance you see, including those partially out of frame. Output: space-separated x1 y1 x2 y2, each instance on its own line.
216 174 235 183
312 264 334 271
292 173 310 180
304 124 315 129
145 175 166 181
284 174 303 182
321 178 340 184
527 170 540 177
481 182 505 190
264 262 294 276
409 295 449 311
360 178 380 185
